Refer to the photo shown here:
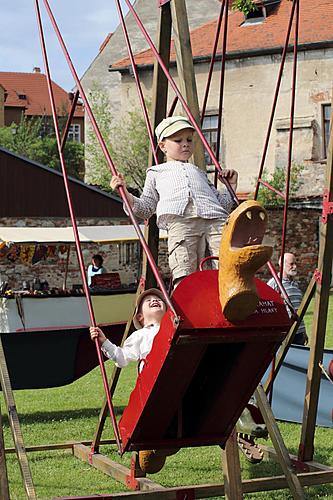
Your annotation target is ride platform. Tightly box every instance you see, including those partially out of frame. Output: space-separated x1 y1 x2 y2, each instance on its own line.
119 269 291 453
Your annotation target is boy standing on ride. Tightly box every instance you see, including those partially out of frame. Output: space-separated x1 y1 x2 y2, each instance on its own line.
90 288 166 368
110 116 238 285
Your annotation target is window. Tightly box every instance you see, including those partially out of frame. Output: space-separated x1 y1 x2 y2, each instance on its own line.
68 124 81 142
242 6 266 26
202 114 219 167
323 104 331 158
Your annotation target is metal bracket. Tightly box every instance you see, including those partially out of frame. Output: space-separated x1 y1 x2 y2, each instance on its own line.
313 269 322 285
125 453 143 490
322 188 333 224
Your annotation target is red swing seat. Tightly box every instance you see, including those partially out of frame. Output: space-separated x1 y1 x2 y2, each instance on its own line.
119 269 290 453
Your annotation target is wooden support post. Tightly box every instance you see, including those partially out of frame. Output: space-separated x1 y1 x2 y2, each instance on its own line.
0 398 10 500
221 429 243 499
299 95 333 462
170 0 206 170
255 385 305 499
0 336 36 499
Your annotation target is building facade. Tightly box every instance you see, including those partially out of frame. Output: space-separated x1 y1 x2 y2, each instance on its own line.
0 69 84 143
86 0 332 197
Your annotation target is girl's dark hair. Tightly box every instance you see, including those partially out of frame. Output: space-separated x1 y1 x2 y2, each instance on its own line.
92 254 103 266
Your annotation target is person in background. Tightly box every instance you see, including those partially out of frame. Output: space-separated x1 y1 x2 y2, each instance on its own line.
267 252 308 346
87 254 106 287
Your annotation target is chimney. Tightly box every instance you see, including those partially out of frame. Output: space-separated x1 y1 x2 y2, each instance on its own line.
0 85 5 127
33 67 41 73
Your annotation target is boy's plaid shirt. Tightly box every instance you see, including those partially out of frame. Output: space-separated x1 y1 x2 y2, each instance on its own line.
129 161 235 229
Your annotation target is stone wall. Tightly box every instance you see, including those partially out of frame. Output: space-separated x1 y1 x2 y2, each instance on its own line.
259 207 320 292
0 217 169 292
0 208 322 293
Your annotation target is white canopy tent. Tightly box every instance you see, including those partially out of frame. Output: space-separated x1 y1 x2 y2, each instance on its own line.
0 225 167 245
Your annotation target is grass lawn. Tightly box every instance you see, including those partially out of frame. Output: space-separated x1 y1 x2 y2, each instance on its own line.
1 295 333 499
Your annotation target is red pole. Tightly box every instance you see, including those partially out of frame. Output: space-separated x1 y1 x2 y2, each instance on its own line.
214 0 228 187
200 0 225 124
279 0 299 280
254 0 297 200
123 0 238 205
40 0 177 319
113 0 158 164
35 0 124 453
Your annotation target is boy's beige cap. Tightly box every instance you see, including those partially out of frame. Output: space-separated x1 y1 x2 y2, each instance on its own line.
155 116 195 142
133 288 166 329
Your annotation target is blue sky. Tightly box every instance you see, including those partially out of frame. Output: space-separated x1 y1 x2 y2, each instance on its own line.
0 1 128 91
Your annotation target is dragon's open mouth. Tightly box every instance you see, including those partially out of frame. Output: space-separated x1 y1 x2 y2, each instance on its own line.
230 205 267 249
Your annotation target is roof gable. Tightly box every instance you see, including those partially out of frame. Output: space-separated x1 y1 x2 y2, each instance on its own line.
0 147 124 218
111 0 333 69
0 71 84 118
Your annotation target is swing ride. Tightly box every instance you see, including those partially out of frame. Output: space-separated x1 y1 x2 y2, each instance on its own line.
1 0 333 499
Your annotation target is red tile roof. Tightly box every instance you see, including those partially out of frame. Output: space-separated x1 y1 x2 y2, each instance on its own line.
111 0 333 69
0 71 84 117
99 32 113 53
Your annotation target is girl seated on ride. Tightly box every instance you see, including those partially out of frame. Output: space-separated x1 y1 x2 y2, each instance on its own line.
90 288 166 369
110 116 238 285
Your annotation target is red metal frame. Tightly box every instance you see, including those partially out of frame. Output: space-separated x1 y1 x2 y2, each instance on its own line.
114 0 158 165
322 188 333 224
119 270 290 454
38 0 176 320
123 0 238 205
35 0 124 452
214 0 228 187
279 0 299 280
254 0 298 200
200 0 225 124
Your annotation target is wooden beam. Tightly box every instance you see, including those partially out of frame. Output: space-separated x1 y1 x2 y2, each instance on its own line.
0 336 36 499
53 470 333 499
73 444 162 491
0 399 10 500
255 385 305 499
260 445 333 474
170 0 206 170
299 94 333 462
221 430 243 499
5 439 117 454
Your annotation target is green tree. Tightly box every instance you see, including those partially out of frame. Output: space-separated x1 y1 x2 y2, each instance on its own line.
0 115 84 179
85 84 149 192
85 86 115 190
111 108 150 191
254 163 304 207
232 0 257 16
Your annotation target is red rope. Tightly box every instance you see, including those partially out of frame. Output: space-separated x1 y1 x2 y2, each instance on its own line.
123 0 238 206
279 0 300 281
254 0 297 200
114 0 158 164
214 0 229 188
200 0 225 124
39 0 176 322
